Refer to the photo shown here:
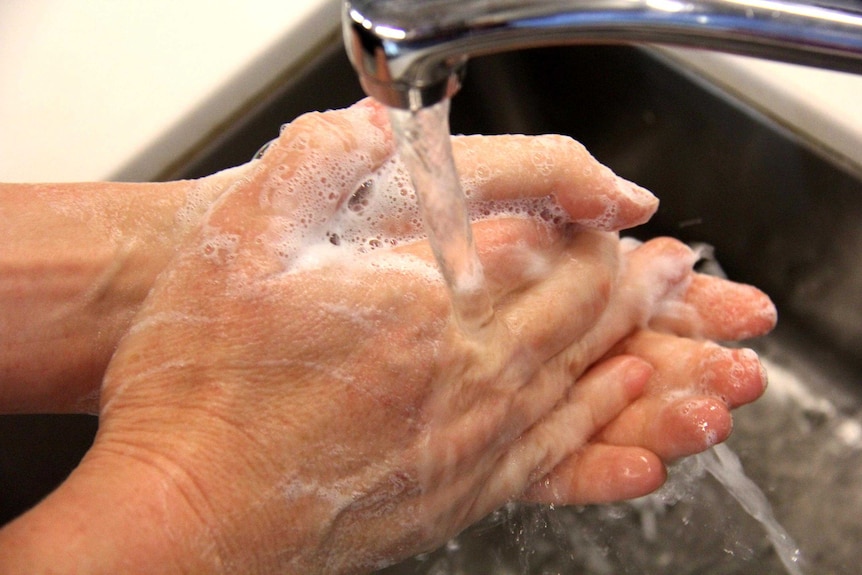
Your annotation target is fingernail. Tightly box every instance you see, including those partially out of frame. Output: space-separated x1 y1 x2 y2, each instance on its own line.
617 177 658 207
623 357 654 396
738 347 769 393
681 398 731 448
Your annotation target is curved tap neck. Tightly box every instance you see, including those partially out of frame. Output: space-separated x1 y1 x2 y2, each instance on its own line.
343 0 862 110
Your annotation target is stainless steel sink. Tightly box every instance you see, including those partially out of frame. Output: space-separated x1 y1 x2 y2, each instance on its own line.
3 41 861 574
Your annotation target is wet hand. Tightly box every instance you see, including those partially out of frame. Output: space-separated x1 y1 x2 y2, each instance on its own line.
91 100 650 573
523 239 776 505
92 101 771 573
0 99 776 575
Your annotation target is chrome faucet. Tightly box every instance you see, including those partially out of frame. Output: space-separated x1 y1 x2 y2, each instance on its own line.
343 0 862 111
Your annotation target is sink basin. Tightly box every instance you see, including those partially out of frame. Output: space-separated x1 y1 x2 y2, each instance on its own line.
2 42 861 574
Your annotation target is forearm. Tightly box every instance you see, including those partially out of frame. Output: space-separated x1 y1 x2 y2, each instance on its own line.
0 174 238 413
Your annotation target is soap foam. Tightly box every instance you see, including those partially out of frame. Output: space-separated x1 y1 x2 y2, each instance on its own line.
254 143 574 278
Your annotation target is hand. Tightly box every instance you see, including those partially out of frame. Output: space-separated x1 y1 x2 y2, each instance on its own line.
0 99 775 575
0 102 656 414
0 167 250 412
92 215 771 574
524 246 776 504
86 100 674 573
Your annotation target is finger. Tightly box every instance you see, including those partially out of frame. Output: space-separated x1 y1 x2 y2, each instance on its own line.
305 131 660 265
618 330 769 408
493 229 618 362
398 223 620 363
452 134 659 231
550 237 700 381
482 356 651 503
602 236 700 336
615 395 732 461
390 216 564 292
650 273 777 341
522 444 666 505
391 221 618 359
618 237 699 316
599 332 768 461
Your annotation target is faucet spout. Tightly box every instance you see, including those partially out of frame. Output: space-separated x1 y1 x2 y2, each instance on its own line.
343 0 862 110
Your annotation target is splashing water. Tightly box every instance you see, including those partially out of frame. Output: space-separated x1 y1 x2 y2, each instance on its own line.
697 444 805 575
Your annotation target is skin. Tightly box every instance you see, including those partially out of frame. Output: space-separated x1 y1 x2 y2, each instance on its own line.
0 99 775 574
0 167 248 412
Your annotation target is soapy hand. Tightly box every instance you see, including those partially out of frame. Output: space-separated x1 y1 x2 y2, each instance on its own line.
0 99 775 575
0 167 252 412
100 101 772 572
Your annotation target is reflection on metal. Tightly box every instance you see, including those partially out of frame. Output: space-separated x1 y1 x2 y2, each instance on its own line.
343 0 862 109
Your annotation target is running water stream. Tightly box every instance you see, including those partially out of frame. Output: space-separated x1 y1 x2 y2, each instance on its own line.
384 99 806 574
388 100 494 333
698 444 804 575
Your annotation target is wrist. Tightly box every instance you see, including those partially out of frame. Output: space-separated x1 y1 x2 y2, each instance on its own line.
0 443 219 574
0 173 242 413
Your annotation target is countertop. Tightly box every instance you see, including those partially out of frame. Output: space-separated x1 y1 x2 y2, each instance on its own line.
1 0 861 183
0 0 341 182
